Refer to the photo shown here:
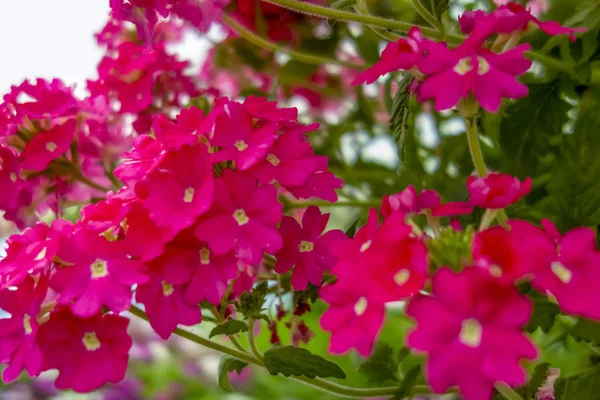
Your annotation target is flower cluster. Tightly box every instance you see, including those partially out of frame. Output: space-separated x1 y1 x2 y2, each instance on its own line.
0 96 342 391
354 6 585 112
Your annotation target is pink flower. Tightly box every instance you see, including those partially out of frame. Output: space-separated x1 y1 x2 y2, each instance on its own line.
50 229 148 317
526 219 600 321
195 170 283 263
275 206 346 290
460 3 586 42
467 173 532 209
113 135 165 185
418 43 532 112
286 153 343 202
406 267 537 400
20 119 76 172
0 145 23 206
135 267 202 339
249 124 321 189
38 309 132 392
133 144 214 232
382 185 472 217
0 276 47 382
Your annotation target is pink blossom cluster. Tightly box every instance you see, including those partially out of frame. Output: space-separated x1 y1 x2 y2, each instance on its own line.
320 172 600 400
109 0 230 48
354 3 586 112
0 96 342 392
0 79 131 229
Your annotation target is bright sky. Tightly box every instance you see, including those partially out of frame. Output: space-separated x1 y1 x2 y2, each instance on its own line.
0 1 110 95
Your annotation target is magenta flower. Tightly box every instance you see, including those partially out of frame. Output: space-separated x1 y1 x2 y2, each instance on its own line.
38 310 132 393
0 145 23 205
406 267 537 400
134 144 214 232
210 100 278 171
50 229 148 317
20 119 76 172
382 185 472 218
275 206 346 290
0 276 47 382
113 135 165 185
286 153 343 202
195 170 282 263
157 241 238 306
135 269 202 339
467 173 532 209
249 125 320 188
526 219 600 321
417 43 532 112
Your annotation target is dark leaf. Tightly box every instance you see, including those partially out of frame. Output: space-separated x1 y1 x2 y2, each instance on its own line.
570 318 600 345
359 343 399 384
234 281 269 319
217 356 248 392
209 319 249 339
263 345 347 379
389 73 413 161
525 291 561 333
393 365 421 399
529 363 551 397
561 365 600 399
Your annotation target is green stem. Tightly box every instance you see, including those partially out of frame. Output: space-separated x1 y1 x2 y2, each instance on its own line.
261 0 462 43
410 0 444 33
248 319 263 360
129 305 429 398
495 382 524 400
229 335 249 353
353 0 400 42
525 51 576 77
465 117 487 177
222 14 364 69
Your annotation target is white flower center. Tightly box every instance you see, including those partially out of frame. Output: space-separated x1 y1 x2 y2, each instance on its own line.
46 141 57 152
233 209 249 226
9 172 17 182
459 318 482 348
299 240 314 252
477 56 491 75
354 297 368 316
90 259 108 279
82 331 101 351
200 247 210 265
267 153 280 166
23 314 32 335
394 269 410 286
360 240 372 253
551 261 572 284
234 140 248 151
34 247 47 261
183 187 195 203
453 57 474 75
489 265 503 278
162 281 174 296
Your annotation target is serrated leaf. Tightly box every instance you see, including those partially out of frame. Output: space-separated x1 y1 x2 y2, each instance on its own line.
234 281 269 319
554 377 567 400
209 319 249 339
570 318 600 345
263 345 347 379
393 365 421 399
562 365 600 399
389 73 413 161
359 343 399 384
526 292 561 333
217 356 248 392
397 347 410 364
529 363 551 397
429 0 449 21
499 81 571 178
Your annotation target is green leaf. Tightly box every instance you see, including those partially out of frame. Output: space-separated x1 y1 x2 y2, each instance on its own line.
554 376 567 400
217 356 248 392
358 343 399 384
209 319 249 339
525 291 561 333
389 73 413 161
499 81 571 178
562 365 600 399
528 363 551 397
428 225 474 273
263 345 347 379
393 365 421 399
353 86 375 127
428 0 449 21
570 318 600 345
231 40 271 71
234 281 269 319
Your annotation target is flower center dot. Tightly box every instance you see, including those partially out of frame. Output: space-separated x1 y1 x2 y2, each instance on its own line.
34 247 47 261
23 314 32 335
453 57 474 75
183 187 195 203
459 318 482 348
200 247 211 265
360 240 372 253
162 281 174 296
551 261 572 284
90 259 108 279
489 265 503 278
82 332 101 351
354 297 368 316
9 173 17 182
234 140 248 151
46 141 57 152
233 209 249 226
267 154 280 166
299 241 314 252
394 269 410 286
476 56 491 75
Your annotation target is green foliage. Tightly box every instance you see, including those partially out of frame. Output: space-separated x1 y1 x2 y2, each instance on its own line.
526 363 551 399
263 345 347 379
209 319 249 339
234 281 269 320
358 343 399 384
392 365 421 399
570 318 600 345
561 365 600 399
218 356 248 392
428 225 474 272
389 73 413 161
499 80 571 178
523 288 561 333
425 0 449 21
